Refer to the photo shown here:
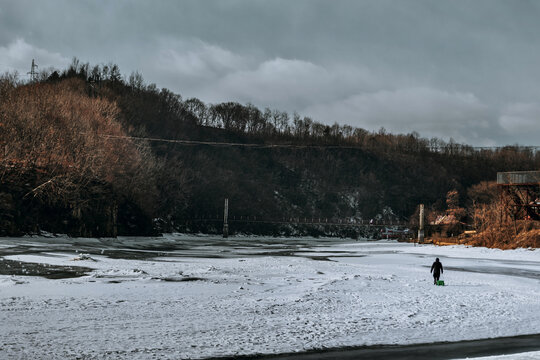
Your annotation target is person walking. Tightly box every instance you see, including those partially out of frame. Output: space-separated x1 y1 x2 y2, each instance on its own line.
431 258 443 285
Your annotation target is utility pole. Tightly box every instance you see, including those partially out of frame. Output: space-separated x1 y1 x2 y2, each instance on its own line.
417 204 425 245
27 59 38 83
223 198 229 238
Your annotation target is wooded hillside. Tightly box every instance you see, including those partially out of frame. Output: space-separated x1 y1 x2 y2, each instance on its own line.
1 60 539 237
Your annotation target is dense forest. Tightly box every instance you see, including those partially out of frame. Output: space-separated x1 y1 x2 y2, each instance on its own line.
1 59 539 238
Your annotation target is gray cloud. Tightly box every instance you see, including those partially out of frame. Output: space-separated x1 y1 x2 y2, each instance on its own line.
204 58 378 109
0 38 70 76
1 0 539 145
303 87 498 145
499 103 540 145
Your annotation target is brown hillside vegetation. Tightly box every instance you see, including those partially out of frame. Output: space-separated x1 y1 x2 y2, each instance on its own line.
465 185 539 249
456 190 538 249
466 221 540 249
426 182 539 249
0 78 159 235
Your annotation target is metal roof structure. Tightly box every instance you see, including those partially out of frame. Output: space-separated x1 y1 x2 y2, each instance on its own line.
497 171 540 185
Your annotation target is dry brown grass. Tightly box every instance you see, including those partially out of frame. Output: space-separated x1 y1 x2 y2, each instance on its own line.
427 192 539 249
447 221 539 249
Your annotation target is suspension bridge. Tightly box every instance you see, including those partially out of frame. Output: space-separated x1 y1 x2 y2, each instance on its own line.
185 215 407 227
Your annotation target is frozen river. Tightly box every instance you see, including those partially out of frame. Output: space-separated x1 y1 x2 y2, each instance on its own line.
1 235 539 359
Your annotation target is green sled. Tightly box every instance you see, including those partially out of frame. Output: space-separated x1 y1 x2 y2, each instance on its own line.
436 280 445 286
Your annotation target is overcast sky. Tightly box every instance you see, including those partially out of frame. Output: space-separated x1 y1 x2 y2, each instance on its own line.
1 0 539 146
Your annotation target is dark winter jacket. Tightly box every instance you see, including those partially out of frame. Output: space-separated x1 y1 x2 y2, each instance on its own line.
431 260 443 276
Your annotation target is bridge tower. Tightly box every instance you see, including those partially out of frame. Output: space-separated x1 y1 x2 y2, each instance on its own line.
223 198 229 238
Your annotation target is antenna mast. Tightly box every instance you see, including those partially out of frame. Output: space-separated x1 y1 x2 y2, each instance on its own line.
27 59 38 82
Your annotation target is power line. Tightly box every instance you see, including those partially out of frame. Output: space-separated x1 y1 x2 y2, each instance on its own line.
100 134 362 149
98 134 540 151
0 63 30 78
0 63 22 71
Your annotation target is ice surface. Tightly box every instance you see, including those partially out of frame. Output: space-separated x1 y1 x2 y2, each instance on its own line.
0 236 539 359
459 351 540 359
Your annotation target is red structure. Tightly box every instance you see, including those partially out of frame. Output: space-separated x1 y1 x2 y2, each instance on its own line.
497 171 540 221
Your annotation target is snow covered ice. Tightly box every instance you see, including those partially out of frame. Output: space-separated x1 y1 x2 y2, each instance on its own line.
0 235 539 359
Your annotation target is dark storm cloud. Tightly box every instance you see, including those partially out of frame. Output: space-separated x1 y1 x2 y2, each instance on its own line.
1 0 539 145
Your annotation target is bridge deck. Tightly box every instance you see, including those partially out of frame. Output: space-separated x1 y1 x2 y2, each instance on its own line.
187 218 408 227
